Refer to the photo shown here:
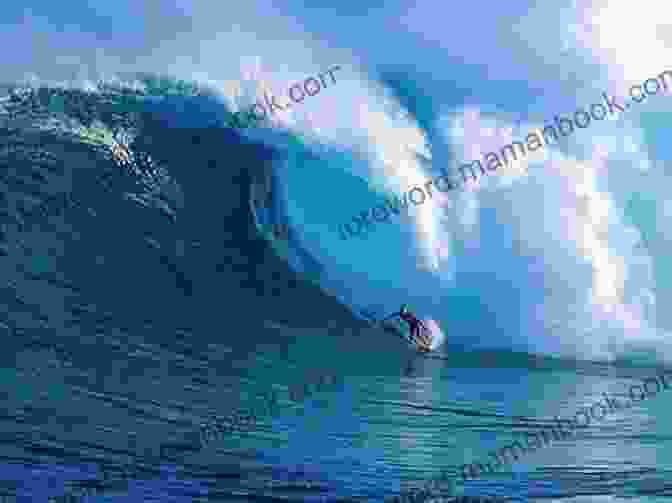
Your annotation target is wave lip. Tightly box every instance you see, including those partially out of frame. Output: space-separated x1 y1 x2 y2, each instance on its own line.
222 65 343 131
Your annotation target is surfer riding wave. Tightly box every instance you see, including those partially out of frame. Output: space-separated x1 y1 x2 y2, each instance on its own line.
360 305 446 353
383 304 432 350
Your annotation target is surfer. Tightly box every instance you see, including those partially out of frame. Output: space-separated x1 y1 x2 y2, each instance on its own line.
383 304 432 350
110 140 131 164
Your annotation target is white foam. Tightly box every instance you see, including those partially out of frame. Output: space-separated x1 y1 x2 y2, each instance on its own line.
424 318 447 351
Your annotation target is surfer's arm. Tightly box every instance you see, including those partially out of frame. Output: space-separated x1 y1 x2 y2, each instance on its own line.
360 310 377 324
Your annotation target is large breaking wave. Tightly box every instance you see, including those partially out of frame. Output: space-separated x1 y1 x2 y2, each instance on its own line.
1 60 672 364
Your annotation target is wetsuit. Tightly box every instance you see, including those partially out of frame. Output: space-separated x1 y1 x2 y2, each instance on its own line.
398 311 427 345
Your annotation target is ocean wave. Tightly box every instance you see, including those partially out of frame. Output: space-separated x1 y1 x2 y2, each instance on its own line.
1 68 671 365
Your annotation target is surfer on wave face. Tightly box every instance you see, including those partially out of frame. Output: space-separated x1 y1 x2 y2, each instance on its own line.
384 304 432 350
